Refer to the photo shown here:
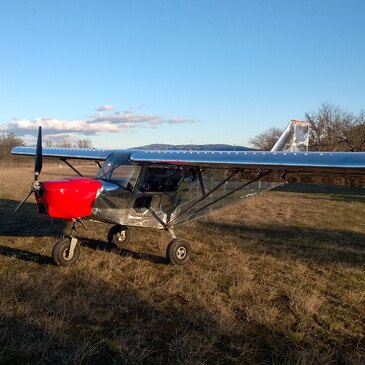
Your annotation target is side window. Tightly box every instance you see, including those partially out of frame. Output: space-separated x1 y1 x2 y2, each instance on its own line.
141 166 183 192
98 163 140 191
110 166 139 185
109 165 140 191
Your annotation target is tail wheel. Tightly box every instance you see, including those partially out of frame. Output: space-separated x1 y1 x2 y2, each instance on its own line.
166 238 191 266
52 237 80 267
107 225 130 248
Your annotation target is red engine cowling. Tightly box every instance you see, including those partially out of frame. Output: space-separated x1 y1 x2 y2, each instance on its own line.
36 178 102 220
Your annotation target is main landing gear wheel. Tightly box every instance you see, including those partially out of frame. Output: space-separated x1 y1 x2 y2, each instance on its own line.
52 237 80 267
107 225 130 248
166 238 191 266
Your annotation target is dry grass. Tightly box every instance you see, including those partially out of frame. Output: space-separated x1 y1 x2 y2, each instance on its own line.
0 162 364 364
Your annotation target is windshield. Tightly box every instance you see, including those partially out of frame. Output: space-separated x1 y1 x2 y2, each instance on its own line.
97 152 140 191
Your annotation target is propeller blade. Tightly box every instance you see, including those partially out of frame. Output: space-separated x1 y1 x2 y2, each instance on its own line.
15 190 33 213
16 127 43 213
34 126 43 181
40 199 53 224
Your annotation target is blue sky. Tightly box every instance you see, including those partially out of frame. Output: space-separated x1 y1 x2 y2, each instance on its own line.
0 0 364 148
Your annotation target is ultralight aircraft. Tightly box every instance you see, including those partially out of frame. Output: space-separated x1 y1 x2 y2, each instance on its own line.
12 120 365 266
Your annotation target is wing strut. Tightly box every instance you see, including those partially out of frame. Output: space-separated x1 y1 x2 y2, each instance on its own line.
167 168 240 226
168 169 275 227
60 159 84 177
196 168 206 196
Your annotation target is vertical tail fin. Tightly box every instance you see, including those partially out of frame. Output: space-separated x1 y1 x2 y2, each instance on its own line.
271 120 310 152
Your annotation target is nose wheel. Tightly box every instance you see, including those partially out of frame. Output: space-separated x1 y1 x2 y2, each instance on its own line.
52 237 80 267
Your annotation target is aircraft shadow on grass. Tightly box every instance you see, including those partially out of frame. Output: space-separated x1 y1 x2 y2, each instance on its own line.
0 199 67 237
81 238 168 265
0 244 53 266
1 198 364 268
0 198 167 266
0 199 65 266
198 220 365 268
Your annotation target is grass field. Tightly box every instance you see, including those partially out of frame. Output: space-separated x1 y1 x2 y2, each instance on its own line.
0 163 364 364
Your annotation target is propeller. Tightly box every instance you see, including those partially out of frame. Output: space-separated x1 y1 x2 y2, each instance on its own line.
34 125 43 181
15 126 43 213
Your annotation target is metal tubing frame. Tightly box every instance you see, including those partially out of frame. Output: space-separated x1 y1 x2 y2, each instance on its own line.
167 168 240 226
178 170 272 224
168 169 273 227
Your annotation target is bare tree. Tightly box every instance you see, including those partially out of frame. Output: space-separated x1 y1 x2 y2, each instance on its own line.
341 111 365 152
250 104 364 152
305 103 363 151
248 127 282 150
56 141 73 148
336 122 365 152
45 140 54 147
0 132 25 159
76 139 93 149
44 138 93 148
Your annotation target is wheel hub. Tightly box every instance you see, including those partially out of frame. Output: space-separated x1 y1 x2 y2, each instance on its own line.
176 247 186 259
62 249 73 260
116 231 126 242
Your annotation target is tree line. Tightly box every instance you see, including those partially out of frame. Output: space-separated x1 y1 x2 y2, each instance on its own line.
44 139 93 149
249 103 365 152
0 134 93 160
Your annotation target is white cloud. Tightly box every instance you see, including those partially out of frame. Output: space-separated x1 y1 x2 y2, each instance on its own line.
3 107 197 143
169 117 196 124
97 105 116 111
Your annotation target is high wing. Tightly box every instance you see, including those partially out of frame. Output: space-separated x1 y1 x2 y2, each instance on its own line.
12 145 365 176
130 150 365 175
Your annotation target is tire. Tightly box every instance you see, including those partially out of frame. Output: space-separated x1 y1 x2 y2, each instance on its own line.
166 238 191 266
52 237 80 267
107 225 130 248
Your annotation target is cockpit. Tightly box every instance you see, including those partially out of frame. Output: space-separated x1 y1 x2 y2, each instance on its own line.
96 152 140 191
